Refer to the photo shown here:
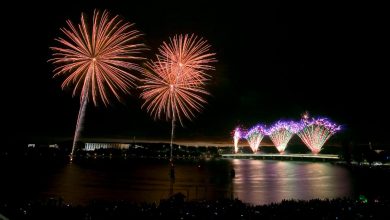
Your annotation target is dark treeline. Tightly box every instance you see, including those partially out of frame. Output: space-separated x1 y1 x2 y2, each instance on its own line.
1 196 390 220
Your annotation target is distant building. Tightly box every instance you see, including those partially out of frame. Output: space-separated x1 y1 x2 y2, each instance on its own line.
49 144 59 149
27 143 59 148
84 143 130 151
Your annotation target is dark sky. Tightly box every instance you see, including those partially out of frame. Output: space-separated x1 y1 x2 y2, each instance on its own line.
3 0 388 146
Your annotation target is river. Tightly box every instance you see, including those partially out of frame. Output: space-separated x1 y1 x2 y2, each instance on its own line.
1 158 387 205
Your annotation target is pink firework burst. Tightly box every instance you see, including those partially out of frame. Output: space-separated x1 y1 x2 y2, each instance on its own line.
50 9 146 106
140 34 216 160
140 58 210 124
140 34 217 124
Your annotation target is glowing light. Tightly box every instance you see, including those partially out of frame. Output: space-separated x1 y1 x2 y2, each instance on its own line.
297 116 341 154
267 121 301 153
245 125 266 153
50 10 146 159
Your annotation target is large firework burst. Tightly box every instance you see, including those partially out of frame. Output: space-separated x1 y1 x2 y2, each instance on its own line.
50 10 145 105
50 9 146 159
140 34 216 160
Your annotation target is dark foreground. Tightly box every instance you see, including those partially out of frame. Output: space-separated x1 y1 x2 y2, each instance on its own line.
1 195 390 220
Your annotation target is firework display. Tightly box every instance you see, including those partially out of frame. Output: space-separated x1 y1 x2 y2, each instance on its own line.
245 125 266 153
267 121 300 153
233 113 341 154
50 10 145 159
296 117 341 154
140 34 216 160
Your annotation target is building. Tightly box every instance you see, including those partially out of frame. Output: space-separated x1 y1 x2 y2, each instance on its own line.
27 143 58 148
84 142 130 151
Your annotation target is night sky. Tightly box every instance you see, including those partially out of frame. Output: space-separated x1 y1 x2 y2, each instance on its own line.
3 0 388 146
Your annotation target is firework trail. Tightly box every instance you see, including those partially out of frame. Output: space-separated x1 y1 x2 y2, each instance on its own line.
140 34 216 161
50 10 146 160
297 116 341 154
70 79 89 159
245 125 266 153
267 121 300 153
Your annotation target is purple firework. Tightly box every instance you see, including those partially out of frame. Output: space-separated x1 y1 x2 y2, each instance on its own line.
267 121 301 153
245 124 267 153
297 116 341 154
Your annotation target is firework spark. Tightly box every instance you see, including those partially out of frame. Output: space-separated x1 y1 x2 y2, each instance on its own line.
245 125 266 153
140 34 216 161
50 10 146 159
267 121 300 153
297 117 341 154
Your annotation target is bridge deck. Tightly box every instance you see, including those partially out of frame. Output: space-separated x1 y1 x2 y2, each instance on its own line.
221 153 339 161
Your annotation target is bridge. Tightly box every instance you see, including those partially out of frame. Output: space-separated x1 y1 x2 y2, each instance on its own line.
221 153 340 162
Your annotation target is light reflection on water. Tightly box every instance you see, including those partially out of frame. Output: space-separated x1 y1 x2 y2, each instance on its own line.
232 159 353 204
0 159 354 205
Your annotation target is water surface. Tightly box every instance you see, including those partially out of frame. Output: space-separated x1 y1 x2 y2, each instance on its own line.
0 158 369 205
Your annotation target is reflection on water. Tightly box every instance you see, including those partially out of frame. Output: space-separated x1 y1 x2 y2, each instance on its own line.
0 159 355 205
232 159 353 204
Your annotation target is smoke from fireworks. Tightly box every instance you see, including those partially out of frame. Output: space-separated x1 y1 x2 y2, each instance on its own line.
50 10 146 159
267 121 300 153
245 125 266 153
140 34 216 161
297 117 341 154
